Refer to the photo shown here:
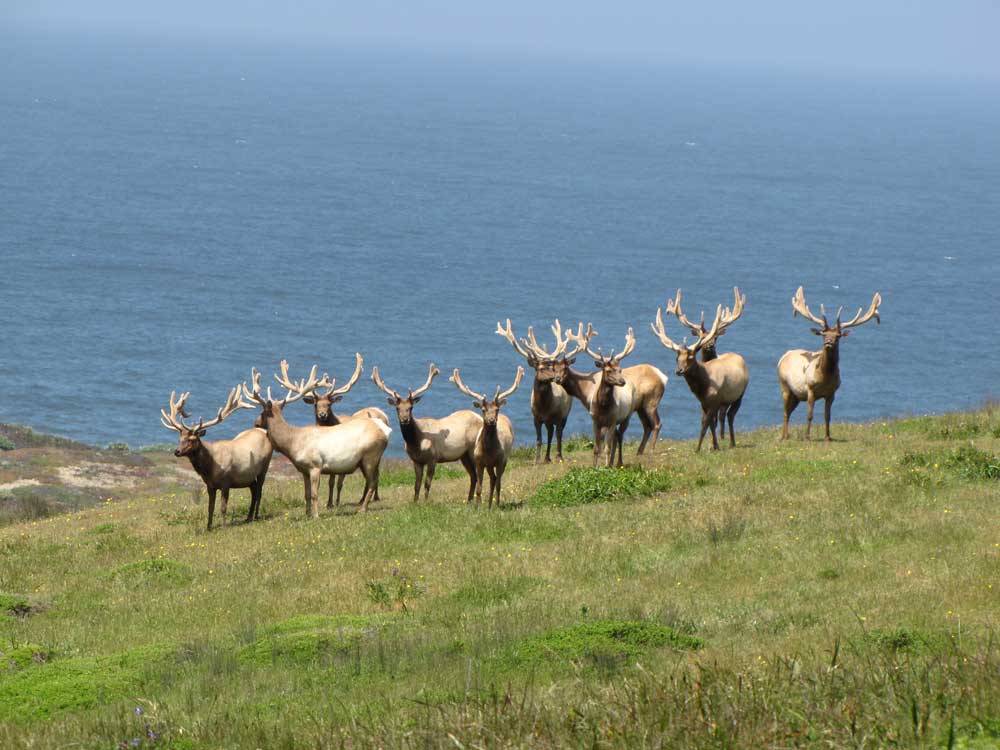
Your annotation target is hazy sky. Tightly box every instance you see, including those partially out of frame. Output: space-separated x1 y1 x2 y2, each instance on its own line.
6 1 999 81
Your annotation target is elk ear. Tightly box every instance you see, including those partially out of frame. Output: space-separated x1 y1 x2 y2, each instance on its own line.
196 429 207 438
593 359 604 368
840 329 850 338
564 356 575 366
303 395 315 404
473 400 484 410
411 395 422 404
330 395 344 404
497 398 508 407
810 328 823 336
386 397 398 406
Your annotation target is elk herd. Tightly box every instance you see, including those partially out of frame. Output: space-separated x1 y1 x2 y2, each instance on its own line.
161 286 882 528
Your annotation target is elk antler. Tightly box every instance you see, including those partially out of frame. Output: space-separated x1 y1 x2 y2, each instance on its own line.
160 390 193 432
196 385 256 431
665 289 705 337
495 366 525 402
370 366 402 401
272 361 328 406
409 363 439 399
560 322 597 360
521 319 569 361
650 307 685 353
692 305 723 353
716 286 746 336
837 291 882 329
495 319 536 362
320 353 364 398
449 368 487 402
791 286 829 328
610 328 636 365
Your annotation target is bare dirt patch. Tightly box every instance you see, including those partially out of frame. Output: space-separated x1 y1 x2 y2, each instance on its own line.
56 462 140 490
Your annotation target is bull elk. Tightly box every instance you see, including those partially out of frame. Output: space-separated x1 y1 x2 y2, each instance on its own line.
496 319 573 464
242 361 390 516
371 363 482 502
449 366 524 508
651 300 750 451
559 326 669 467
665 287 746 440
302 353 390 507
778 286 882 440
160 386 271 530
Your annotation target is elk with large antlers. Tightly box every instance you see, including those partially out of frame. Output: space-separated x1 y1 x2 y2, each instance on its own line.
652 301 750 451
778 286 882 440
557 325 670 467
371 363 482 503
160 385 272 530
496 319 573 464
242 361 391 516
302 353 390 507
666 287 746 441
449 366 524 508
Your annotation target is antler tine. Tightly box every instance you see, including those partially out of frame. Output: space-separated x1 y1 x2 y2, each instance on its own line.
449 368 487 402
370 366 402 401
549 320 569 358
560 322 596 360
496 365 525 402
160 390 192 432
241 368 265 405
611 328 636 364
198 385 256 430
791 286 828 327
520 319 567 360
717 286 746 331
650 307 685 352
665 289 705 336
327 353 364 398
272 361 322 406
496 319 535 361
410 363 439 399
839 291 882 329
694 305 724 352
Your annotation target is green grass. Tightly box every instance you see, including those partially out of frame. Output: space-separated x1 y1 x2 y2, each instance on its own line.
1 408 1000 747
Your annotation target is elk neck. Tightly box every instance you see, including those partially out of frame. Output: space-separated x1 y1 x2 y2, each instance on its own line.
818 340 841 375
681 361 712 402
478 418 501 453
399 417 422 448
558 367 596 409
532 375 556 409
593 371 617 411
185 441 219 483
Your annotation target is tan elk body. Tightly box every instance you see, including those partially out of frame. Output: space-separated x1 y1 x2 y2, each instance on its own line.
778 286 882 440
160 386 272 529
496 319 573 463
243 362 391 516
558 325 669 467
652 299 750 451
372 364 482 502
303 354 390 507
450 367 523 508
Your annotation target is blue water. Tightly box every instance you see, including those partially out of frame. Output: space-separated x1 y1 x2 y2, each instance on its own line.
2 33 999 454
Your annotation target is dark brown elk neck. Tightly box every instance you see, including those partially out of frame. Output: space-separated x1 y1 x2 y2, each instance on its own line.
262 408 300 454
682 362 712 402
399 418 422 448
479 420 500 453
558 368 595 408
700 345 718 362
593 373 616 411
186 443 218 482
317 411 342 427
818 343 840 375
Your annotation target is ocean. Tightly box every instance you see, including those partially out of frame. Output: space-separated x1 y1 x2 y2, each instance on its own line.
2 33 998 454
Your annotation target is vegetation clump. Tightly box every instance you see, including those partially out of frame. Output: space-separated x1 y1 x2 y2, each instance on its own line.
452 575 542 607
509 619 702 667
864 627 947 654
238 614 388 666
531 466 671 508
901 445 1000 482
110 558 193 586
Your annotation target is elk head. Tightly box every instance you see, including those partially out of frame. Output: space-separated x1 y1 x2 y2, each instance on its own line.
160 385 255 456
565 324 635 387
651 304 723 376
371 363 439 426
496 318 571 386
791 286 881 351
450 367 524 428
302 353 364 423
666 287 745 359
546 322 597 385
241 362 330 428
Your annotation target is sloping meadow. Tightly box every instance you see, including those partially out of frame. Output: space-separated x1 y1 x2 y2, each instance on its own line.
0 407 999 747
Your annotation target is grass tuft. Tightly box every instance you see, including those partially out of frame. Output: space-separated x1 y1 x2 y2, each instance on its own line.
110 558 194 586
530 466 671 507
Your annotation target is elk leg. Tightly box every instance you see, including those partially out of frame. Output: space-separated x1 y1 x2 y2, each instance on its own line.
251 468 267 520
424 463 436 500
412 463 424 503
475 465 485 505
615 423 627 467
805 392 816 440
206 487 217 531
727 397 743 447
246 482 258 523
555 419 566 462
718 404 729 440
326 475 335 509
544 423 554 464
635 410 652 455
824 396 835 441
359 461 378 513
220 489 230 526
534 418 543 464
592 424 604 467
495 462 506 507
709 410 720 451
486 466 497 510
460 454 477 502
696 411 711 452
306 469 321 519
336 474 347 507
781 386 798 440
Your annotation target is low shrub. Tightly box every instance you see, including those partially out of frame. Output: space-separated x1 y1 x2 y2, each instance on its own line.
901 446 1000 483
110 559 194 586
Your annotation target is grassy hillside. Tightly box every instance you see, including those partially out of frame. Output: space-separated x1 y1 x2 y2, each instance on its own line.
1 409 999 748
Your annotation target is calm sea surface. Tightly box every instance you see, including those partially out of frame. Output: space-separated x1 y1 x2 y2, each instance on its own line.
2 34 998 453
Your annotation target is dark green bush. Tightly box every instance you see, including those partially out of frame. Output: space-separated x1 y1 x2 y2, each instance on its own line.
531 466 671 508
